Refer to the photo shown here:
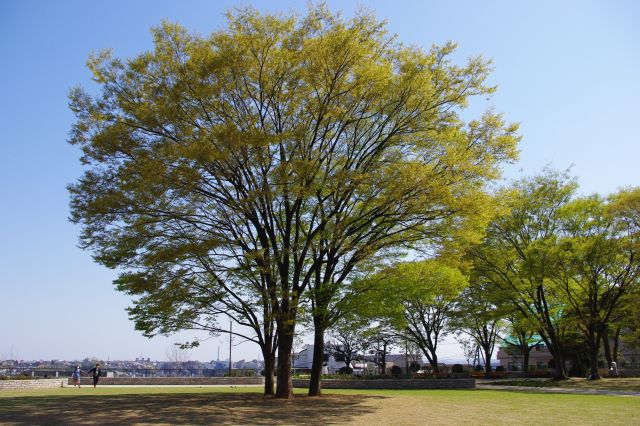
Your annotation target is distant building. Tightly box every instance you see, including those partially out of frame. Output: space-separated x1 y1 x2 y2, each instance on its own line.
496 338 640 372
496 343 556 371
292 344 342 373
291 345 426 375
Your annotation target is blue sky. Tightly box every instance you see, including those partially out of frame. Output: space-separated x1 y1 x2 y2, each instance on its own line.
0 0 638 362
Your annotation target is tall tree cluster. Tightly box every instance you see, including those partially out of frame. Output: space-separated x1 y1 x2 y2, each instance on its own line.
469 171 640 379
348 172 639 381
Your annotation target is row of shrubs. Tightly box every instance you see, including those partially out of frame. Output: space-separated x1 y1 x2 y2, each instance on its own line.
0 375 45 380
292 364 515 380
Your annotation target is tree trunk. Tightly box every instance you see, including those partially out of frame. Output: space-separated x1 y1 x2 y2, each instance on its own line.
551 360 564 379
586 327 602 380
550 352 567 380
275 322 295 399
612 326 621 363
523 349 530 374
545 341 567 380
483 345 492 376
429 354 439 373
308 329 325 396
588 344 601 380
381 342 387 375
344 355 352 370
541 332 567 380
602 327 613 367
262 349 275 396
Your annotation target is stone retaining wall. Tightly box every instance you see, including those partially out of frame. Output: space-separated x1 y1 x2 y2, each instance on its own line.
292 378 475 389
67 376 265 386
0 379 66 391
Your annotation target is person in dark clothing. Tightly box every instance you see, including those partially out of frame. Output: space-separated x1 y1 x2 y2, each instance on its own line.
87 363 101 388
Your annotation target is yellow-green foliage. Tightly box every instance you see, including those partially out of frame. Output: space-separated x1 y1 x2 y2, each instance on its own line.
68 4 520 389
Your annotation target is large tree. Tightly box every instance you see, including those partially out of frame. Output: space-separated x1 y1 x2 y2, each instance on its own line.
68 6 518 398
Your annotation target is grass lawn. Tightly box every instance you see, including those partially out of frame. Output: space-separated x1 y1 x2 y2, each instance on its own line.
482 377 640 392
1 386 639 425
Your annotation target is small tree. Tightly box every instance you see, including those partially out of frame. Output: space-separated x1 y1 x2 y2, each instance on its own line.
451 279 504 375
358 259 468 373
364 321 399 375
327 316 369 371
456 336 478 368
499 313 542 373
390 365 402 377
165 342 191 367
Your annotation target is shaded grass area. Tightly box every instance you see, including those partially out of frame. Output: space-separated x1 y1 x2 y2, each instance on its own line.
0 387 380 425
1 386 639 425
482 377 640 392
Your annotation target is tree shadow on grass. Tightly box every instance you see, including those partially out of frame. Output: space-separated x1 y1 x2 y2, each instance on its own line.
0 392 386 425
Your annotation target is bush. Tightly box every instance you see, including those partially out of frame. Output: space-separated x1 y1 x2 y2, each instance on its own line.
473 365 483 372
451 364 464 373
338 366 353 375
0 375 41 380
390 365 402 377
495 366 505 372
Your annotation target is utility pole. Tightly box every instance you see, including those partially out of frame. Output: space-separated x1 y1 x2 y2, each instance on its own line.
228 320 233 376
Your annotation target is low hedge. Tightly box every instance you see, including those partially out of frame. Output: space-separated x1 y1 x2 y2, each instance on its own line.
0 375 43 381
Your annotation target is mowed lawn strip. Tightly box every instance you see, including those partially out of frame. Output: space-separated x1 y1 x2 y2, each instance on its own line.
0 387 638 425
481 377 640 392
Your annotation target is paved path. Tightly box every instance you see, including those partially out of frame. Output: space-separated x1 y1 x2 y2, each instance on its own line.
476 384 640 397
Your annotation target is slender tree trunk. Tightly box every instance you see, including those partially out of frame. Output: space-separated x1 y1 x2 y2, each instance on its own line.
344 354 352 370
308 328 325 396
588 344 601 380
523 349 530 374
602 327 613 367
381 342 387 375
275 322 295 399
587 328 602 380
613 326 621 363
429 353 439 373
483 345 492 376
262 348 275 396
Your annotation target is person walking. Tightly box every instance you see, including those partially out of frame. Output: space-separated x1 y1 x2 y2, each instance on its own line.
71 365 83 388
87 363 101 388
